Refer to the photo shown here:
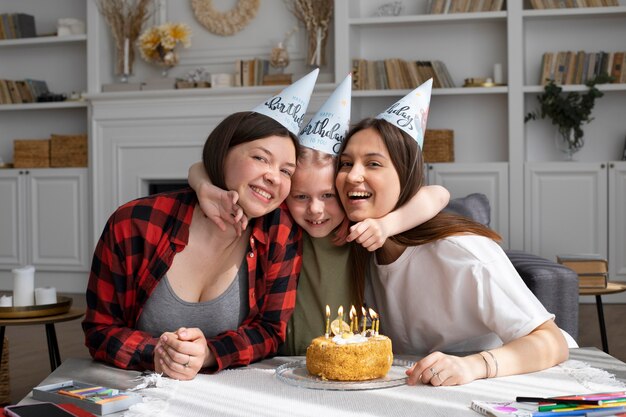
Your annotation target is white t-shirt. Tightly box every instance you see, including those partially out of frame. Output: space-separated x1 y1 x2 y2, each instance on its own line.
365 235 556 355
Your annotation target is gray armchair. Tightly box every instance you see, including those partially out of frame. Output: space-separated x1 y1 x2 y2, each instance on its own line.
444 193 579 341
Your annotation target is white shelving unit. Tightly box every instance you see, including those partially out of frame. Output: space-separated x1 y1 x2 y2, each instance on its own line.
334 0 626 289
0 0 89 163
0 0 91 292
521 3 626 287
335 0 511 244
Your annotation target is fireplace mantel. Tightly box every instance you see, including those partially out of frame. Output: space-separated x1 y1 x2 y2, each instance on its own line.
88 85 334 246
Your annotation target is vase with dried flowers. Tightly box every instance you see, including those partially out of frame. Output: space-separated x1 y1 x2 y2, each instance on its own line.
287 0 333 67
139 22 192 77
96 0 153 81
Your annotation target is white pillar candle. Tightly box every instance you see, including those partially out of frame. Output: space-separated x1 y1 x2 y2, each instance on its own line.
123 37 130 75
0 295 12 307
35 287 57 305
493 63 503 84
12 265 35 306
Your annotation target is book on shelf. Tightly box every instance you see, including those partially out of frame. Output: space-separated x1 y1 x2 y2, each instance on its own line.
234 59 271 87
612 52 624 83
540 50 626 85
556 254 608 274
539 52 554 85
428 0 503 13
0 13 36 39
352 58 455 90
528 0 619 8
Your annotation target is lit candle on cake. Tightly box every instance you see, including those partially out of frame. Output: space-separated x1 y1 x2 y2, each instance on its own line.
325 305 330 338
361 307 367 333
375 315 380 335
349 305 357 332
369 308 379 336
338 306 344 335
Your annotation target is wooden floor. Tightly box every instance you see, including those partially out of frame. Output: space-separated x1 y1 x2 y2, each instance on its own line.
2 295 626 404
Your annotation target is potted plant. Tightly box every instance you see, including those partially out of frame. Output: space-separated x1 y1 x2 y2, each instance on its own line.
524 73 613 160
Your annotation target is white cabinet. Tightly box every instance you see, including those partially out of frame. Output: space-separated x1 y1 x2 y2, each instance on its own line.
0 169 89 271
427 162 509 246
526 162 626 283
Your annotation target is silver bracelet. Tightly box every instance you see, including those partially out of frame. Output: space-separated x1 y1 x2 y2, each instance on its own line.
485 350 499 377
479 352 491 379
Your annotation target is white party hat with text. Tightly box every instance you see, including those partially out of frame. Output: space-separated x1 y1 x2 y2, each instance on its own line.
252 68 319 135
375 78 432 148
298 73 351 156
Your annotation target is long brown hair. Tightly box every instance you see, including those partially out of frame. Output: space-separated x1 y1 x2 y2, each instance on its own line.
338 118 501 306
202 111 299 190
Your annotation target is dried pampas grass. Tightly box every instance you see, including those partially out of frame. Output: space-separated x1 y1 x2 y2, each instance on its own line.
96 0 154 75
287 0 333 67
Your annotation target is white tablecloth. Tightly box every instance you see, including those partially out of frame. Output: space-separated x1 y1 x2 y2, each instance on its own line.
123 353 626 417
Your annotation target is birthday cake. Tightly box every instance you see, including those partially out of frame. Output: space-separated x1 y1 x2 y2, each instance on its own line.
305 323 393 381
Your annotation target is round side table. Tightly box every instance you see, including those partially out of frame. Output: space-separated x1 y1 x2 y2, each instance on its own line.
0 308 85 372
579 282 626 354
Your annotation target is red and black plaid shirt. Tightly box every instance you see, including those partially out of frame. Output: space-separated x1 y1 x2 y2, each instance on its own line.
82 188 302 372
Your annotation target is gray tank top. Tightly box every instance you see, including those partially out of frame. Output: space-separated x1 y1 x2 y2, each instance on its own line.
137 260 249 338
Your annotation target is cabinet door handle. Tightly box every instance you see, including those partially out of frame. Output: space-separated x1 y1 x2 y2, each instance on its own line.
19 170 24 175
610 163 614 168
25 170 30 175
601 164 606 169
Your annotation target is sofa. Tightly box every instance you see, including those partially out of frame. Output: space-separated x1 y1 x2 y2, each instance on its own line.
444 193 579 341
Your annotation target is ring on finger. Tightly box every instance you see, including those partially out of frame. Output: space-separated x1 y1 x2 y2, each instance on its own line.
183 354 191 368
430 367 438 377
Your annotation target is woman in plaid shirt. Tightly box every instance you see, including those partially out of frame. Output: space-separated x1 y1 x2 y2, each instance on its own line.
82 111 303 380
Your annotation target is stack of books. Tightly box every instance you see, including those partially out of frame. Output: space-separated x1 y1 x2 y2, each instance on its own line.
351 58 455 90
0 13 37 39
556 253 608 289
538 51 626 86
529 0 620 9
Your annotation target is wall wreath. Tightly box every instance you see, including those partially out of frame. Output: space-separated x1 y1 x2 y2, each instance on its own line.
191 0 260 36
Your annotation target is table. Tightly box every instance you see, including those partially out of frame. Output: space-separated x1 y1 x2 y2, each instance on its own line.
18 348 626 417
0 308 84 372
580 281 626 354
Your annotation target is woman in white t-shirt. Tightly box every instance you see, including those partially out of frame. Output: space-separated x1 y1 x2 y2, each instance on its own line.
335 117 570 386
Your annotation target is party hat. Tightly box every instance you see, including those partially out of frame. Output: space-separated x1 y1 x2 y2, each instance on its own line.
375 78 433 148
298 73 352 156
252 68 319 135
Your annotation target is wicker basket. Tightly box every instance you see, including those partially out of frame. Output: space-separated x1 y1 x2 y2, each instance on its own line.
13 139 50 168
0 337 10 405
50 134 88 167
423 129 454 163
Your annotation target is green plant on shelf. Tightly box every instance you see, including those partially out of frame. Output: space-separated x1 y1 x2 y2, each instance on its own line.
524 73 613 153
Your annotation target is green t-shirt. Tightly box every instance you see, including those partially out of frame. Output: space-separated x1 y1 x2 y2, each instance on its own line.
281 234 353 356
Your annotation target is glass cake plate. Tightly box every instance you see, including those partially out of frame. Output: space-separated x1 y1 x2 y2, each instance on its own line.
275 358 415 391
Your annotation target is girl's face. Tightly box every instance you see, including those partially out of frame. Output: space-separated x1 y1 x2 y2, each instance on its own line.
336 127 401 222
286 162 345 238
224 135 296 219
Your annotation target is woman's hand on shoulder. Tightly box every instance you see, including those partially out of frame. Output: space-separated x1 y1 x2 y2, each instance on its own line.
346 218 389 251
406 351 484 386
154 327 214 380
